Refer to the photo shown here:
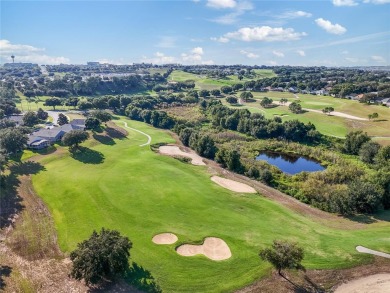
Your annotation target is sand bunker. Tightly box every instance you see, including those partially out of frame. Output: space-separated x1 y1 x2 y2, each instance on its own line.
356 246 390 258
159 145 205 166
335 273 390 293
176 237 232 261
211 176 256 193
152 233 178 245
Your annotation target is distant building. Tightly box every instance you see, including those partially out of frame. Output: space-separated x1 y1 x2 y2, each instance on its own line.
87 62 100 67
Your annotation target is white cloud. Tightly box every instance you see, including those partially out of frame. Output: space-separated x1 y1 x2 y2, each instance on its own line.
210 36 230 43
222 26 307 42
207 0 237 9
0 39 70 64
268 61 278 65
278 10 312 19
297 50 306 56
211 1 253 24
182 47 212 64
371 55 386 62
272 50 285 57
142 52 177 64
240 50 259 58
363 0 390 4
315 18 347 35
341 50 349 54
332 0 358 6
191 47 204 55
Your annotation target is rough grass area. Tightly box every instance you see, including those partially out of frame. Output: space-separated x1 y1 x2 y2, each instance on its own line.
28 117 390 293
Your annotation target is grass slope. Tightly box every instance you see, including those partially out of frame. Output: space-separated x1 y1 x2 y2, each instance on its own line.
31 118 390 292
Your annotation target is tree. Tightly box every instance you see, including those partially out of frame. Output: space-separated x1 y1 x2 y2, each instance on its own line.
37 108 49 120
62 130 89 151
240 91 253 103
369 112 379 121
211 89 221 97
260 97 273 108
199 90 210 98
279 98 288 105
322 107 334 115
220 85 233 95
0 128 28 154
259 240 304 276
23 111 39 127
44 97 62 110
70 228 132 286
85 117 101 130
91 110 111 124
57 113 69 126
108 97 120 111
226 96 238 104
288 102 302 114
359 141 381 164
344 131 371 155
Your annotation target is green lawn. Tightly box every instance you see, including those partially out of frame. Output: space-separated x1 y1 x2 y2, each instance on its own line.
169 70 275 90
30 118 390 292
229 92 390 138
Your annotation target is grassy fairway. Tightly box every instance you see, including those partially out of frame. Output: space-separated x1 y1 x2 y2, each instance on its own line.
169 70 275 90
31 118 390 292
223 91 390 138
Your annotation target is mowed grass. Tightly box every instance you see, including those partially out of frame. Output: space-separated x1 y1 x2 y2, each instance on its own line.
226 91 390 138
169 70 275 90
30 118 390 292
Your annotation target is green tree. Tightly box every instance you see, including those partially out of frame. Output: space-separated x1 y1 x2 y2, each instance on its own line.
91 110 111 124
37 108 49 120
260 97 273 108
348 180 384 213
240 91 253 102
0 128 28 154
322 107 334 115
288 102 302 114
70 228 132 286
62 130 89 151
279 98 288 105
199 90 210 98
226 96 238 104
22 111 39 127
344 131 371 155
220 85 233 95
85 117 100 130
44 97 62 110
259 240 304 276
359 141 381 164
108 97 120 111
57 113 69 126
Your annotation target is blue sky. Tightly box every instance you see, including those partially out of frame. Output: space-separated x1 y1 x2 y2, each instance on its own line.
1 0 389 66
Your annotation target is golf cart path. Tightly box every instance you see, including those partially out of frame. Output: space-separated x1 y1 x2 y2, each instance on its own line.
120 121 152 146
356 246 390 258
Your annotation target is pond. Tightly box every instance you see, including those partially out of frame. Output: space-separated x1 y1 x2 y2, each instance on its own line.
256 151 325 175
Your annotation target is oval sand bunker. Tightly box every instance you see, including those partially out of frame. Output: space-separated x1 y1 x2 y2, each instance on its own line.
334 273 390 293
211 176 256 193
159 145 205 166
176 237 232 261
152 233 178 245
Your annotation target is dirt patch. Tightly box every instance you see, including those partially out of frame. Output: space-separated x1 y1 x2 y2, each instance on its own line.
176 237 232 261
238 257 390 293
211 176 256 193
334 273 390 293
159 145 205 166
152 233 178 245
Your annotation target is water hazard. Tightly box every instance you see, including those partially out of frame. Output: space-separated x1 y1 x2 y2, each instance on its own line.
256 151 325 175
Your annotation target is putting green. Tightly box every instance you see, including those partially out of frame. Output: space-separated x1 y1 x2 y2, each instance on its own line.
32 118 390 292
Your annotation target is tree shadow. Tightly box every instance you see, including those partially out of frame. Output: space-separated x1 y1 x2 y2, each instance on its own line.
105 127 127 140
279 273 324 293
70 147 105 164
373 119 388 122
0 265 12 290
0 174 24 229
8 161 46 175
124 263 162 293
347 209 390 224
93 134 116 146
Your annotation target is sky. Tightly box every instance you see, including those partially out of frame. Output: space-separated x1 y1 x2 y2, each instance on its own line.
0 0 389 66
